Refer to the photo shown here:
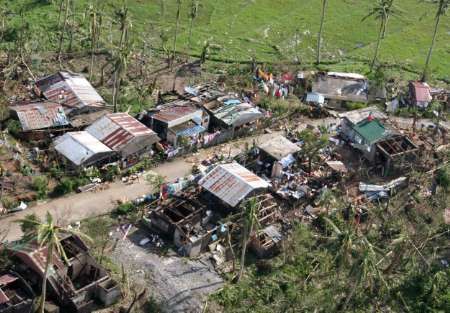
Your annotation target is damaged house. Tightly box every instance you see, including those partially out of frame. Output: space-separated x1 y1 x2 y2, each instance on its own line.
34 71 109 128
9 101 70 140
257 135 301 178
340 115 418 173
202 95 263 135
0 272 35 313
140 100 209 150
53 131 115 168
199 162 270 209
311 72 369 109
9 234 121 313
86 113 160 168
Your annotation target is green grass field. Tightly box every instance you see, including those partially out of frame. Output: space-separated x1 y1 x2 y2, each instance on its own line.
2 0 449 80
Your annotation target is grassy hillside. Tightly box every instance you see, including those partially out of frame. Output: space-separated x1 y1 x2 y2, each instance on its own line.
1 0 449 80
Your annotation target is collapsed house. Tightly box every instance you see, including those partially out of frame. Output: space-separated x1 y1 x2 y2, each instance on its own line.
203 95 263 134
182 85 225 106
340 115 418 172
257 135 301 178
9 101 70 139
0 272 35 313
34 71 109 128
9 234 121 313
140 100 209 150
53 131 115 168
409 81 432 109
86 113 160 168
311 72 369 108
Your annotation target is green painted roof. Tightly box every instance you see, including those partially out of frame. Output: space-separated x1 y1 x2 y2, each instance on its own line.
352 118 386 144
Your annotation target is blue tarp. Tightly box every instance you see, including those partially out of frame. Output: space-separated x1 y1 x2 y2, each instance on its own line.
223 99 241 106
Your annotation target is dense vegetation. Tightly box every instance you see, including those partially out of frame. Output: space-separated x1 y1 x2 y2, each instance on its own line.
212 165 450 312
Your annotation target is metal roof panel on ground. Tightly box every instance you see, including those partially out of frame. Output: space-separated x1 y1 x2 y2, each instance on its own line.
199 162 270 207
410 81 432 102
54 131 112 166
87 113 159 152
9 101 69 131
35 71 105 111
339 106 387 125
258 135 300 161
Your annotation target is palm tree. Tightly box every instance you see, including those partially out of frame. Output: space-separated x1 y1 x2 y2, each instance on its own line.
237 197 260 281
57 0 71 67
362 0 399 71
171 0 182 70
422 0 448 82
17 212 91 313
112 3 131 112
316 0 328 64
86 2 103 80
188 0 199 49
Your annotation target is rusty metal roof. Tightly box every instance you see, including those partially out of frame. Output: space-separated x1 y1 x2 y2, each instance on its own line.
86 113 160 156
35 71 105 111
410 81 432 103
199 163 270 207
150 100 202 126
10 101 69 131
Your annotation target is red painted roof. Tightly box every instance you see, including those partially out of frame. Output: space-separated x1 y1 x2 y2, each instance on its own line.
411 81 432 102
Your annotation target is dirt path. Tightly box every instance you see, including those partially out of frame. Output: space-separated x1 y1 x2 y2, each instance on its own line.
0 131 282 242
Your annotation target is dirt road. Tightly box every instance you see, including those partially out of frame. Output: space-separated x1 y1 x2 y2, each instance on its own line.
0 131 283 242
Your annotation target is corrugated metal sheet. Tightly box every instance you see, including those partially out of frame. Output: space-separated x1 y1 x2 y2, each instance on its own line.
54 131 112 166
86 113 159 155
411 81 432 102
199 163 270 207
36 71 105 111
151 101 202 126
306 92 325 104
258 136 300 161
169 121 205 137
211 102 263 127
10 101 69 131
339 106 387 125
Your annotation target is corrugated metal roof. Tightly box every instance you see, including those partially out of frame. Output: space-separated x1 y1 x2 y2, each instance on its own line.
410 81 432 102
151 101 202 125
54 131 112 166
199 163 270 207
352 118 386 144
306 92 325 104
36 71 105 111
209 101 263 127
339 106 387 125
169 121 206 137
313 73 368 103
258 135 300 161
10 101 69 131
86 113 159 154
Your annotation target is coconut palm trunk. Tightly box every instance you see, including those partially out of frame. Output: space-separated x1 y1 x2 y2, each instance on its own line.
316 0 327 64
171 0 181 70
422 10 441 82
58 0 70 67
39 243 53 313
371 20 385 71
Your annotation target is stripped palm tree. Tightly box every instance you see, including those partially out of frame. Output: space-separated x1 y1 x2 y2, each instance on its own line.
188 0 200 49
16 213 91 313
316 0 328 64
362 0 400 71
171 0 182 70
86 2 103 80
421 0 448 81
237 197 260 281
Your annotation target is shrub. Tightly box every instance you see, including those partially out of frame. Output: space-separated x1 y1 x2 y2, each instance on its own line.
344 102 368 110
53 177 77 196
32 176 48 199
6 120 22 137
114 202 136 215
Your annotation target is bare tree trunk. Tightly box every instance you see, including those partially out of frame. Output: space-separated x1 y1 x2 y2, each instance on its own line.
316 0 327 64
422 13 441 82
370 21 384 72
227 230 236 272
171 0 181 70
58 0 70 67
40 244 53 313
